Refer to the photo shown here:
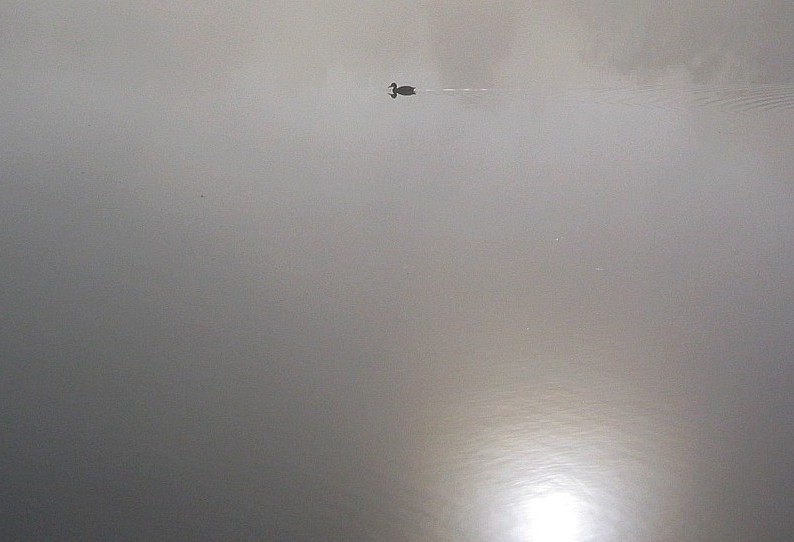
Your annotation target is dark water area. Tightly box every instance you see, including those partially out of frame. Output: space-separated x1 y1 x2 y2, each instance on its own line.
2 2 794 541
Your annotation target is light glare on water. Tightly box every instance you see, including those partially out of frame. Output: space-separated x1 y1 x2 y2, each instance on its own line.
525 491 584 542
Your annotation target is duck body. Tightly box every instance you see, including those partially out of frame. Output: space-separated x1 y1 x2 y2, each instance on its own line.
388 82 416 98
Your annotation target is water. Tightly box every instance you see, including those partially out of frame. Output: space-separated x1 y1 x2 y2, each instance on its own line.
2 3 794 541
417 84 794 113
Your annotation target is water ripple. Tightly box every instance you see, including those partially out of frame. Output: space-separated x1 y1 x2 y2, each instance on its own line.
418 83 794 113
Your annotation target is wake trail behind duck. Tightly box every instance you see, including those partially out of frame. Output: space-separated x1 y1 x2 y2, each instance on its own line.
415 84 794 113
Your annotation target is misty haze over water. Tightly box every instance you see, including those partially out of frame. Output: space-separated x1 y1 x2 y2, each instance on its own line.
2 2 793 541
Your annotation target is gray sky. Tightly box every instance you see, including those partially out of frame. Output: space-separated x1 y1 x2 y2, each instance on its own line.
2 2 794 541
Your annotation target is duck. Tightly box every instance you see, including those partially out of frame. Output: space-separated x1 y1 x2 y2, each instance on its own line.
388 83 416 98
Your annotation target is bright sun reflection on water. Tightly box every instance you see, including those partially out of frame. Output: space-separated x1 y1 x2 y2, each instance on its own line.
526 491 584 542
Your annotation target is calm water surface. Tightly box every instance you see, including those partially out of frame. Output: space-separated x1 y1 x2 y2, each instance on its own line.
2 3 794 541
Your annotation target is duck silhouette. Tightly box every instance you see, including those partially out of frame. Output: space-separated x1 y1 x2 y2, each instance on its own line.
388 83 416 98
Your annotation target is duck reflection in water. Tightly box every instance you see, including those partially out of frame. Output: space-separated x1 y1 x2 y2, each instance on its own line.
388 82 416 98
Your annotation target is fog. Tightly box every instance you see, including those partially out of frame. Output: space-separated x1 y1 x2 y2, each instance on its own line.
2 2 793 541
